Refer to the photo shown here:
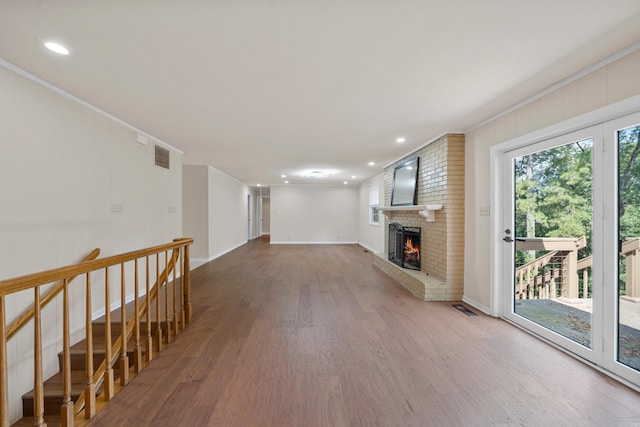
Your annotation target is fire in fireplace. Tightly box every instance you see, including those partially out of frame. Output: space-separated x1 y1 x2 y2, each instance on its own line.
388 223 422 270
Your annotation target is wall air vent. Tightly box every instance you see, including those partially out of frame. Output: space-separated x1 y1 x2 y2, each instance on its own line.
155 144 170 169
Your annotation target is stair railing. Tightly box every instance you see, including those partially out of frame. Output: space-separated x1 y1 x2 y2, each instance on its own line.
5 249 101 341
72 244 182 418
516 236 640 303
0 237 193 427
514 237 587 300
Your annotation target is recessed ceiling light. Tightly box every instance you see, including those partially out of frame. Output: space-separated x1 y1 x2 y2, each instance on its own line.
257 184 261 187
284 180 289 184
351 175 356 179
343 181 348 185
44 41 69 55
368 161 375 166
300 169 336 178
396 137 406 143
281 174 286 178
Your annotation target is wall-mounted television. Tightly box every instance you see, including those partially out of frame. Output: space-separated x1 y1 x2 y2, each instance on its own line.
391 157 419 206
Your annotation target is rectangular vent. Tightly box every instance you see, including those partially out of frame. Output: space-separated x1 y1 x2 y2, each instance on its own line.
452 304 477 316
155 145 170 169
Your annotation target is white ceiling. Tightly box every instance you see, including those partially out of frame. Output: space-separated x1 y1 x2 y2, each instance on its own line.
1 1 640 186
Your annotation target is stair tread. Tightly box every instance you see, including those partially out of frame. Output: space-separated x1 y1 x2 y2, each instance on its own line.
22 371 90 398
11 415 60 427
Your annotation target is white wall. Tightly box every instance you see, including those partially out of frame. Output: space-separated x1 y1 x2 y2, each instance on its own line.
182 165 209 258
0 63 183 421
464 47 640 313
357 173 385 253
183 166 250 266
270 185 358 244
209 167 250 258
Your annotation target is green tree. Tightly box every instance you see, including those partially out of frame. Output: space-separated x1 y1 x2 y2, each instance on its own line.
514 139 593 264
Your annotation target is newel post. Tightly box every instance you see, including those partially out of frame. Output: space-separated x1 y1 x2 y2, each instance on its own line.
184 244 192 324
34 287 45 427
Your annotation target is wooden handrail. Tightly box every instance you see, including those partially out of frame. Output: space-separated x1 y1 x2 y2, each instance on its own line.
0 239 191 296
5 248 100 340
515 249 561 273
577 255 593 271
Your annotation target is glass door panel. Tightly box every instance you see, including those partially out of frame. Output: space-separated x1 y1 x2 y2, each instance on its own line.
511 137 594 348
617 123 640 372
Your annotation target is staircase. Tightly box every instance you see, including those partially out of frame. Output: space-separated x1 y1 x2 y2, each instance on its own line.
13 301 173 427
0 238 193 427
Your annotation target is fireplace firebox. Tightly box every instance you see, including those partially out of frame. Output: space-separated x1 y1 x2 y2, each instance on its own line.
388 223 422 270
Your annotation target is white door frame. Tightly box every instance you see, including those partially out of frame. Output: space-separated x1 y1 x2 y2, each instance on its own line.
489 95 640 387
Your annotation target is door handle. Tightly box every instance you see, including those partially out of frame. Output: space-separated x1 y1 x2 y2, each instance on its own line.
503 236 525 243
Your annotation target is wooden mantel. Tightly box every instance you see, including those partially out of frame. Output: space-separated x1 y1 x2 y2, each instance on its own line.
378 205 443 222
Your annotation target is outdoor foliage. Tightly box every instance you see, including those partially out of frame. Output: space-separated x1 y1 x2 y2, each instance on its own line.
513 125 640 279
514 138 593 265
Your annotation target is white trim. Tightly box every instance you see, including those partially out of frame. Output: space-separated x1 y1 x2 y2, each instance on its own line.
270 241 358 245
358 242 381 254
490 94 640 155
187 241 249 270
0 58 183 154
466 40 640 134
189 258 211 270
461 295 491 315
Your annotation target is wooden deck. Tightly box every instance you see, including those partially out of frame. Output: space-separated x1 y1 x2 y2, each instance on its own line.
85 236 640 426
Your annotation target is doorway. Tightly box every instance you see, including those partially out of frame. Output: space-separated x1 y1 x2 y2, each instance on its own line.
261 197 270 235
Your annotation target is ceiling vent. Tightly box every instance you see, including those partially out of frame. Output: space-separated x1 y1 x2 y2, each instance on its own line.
154 145 170 169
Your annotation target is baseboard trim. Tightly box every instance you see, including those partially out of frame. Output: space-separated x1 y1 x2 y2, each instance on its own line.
190 241 248 269
270 241 358 245
358 242 382 254
462 295 491 316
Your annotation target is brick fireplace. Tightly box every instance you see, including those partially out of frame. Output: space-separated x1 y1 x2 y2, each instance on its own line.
373 134 464 301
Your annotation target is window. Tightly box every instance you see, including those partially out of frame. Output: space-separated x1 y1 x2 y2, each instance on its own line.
369 187 380 226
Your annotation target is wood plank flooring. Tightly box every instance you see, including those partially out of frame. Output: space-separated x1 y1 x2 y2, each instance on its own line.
87 237 640 426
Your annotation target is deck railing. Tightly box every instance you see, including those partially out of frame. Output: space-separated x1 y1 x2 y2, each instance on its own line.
515 236 640 302
0 238 193 427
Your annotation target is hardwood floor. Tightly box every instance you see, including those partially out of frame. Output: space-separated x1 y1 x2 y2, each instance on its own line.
87 237 640 426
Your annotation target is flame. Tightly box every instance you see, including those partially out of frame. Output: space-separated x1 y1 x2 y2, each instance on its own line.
404 237 420 262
